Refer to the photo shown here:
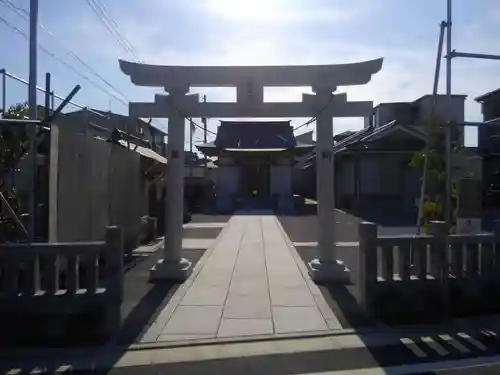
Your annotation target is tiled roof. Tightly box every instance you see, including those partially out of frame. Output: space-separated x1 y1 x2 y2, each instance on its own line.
305 120 426 163
475 88 500 103
215 121 297 149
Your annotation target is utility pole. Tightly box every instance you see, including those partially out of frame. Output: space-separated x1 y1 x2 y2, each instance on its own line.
202 95 208 178
28 0 39 241
444 0 453 226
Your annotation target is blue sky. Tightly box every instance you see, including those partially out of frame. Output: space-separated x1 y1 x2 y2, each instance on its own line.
1 0 499 147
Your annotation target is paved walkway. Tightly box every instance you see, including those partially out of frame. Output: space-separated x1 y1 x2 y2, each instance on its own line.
141 212 342 342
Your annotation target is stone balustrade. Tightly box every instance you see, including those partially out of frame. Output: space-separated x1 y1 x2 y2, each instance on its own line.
359 221 500 323
0 226 123 344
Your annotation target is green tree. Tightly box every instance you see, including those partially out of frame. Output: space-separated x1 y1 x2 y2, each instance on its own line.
0 102 32 242
409 115 462 230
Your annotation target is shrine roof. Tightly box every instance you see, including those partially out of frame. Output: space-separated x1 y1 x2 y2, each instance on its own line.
196 120 314 156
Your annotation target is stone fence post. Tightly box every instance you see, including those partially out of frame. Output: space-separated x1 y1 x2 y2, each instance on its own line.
358 221 378 314
429 221 448 282
105 225 123 301
429 221 449 316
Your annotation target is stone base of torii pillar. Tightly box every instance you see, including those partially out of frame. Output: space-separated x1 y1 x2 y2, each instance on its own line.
150 258 192 281
308 258 350 284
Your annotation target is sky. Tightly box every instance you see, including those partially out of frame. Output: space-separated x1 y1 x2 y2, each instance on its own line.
1 0 500 147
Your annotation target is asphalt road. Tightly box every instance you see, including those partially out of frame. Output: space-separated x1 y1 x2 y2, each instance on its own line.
77 338 500 375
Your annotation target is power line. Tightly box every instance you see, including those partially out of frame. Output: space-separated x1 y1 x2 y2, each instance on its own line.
1 0 27 15
1 0 130 103
83 0 138 61
90 0 139 60
0 1 164 129
0 13 116 97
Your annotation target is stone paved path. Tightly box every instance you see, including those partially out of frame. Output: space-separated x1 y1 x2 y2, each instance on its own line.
141 211 342 342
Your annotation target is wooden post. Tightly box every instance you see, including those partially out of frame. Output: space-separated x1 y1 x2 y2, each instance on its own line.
358 221 378 314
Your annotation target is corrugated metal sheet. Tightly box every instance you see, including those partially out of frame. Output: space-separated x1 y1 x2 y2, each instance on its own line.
118 139 167 164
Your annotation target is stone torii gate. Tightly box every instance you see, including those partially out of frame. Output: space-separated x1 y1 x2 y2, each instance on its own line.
119 58 383 283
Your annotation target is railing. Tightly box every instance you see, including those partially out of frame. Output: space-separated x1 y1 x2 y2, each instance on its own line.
0 226 123 309
358 221 500 322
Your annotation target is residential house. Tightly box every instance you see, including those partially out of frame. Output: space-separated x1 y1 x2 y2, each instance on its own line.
476 88 500 208
303 94 468 220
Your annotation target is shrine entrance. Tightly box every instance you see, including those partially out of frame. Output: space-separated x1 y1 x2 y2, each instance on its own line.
240 161 270 198
119 58 384 283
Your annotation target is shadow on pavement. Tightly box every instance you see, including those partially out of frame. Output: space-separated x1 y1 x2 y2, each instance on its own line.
115 252 178 346
292 245 374 330
117 247 206 346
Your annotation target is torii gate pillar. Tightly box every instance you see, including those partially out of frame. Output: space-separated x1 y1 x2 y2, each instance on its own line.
150 90 192 281
308 90 350 283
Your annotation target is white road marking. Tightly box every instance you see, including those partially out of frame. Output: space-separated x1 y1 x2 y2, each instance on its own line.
421 336 449 356
482 330 497 337
439 334 471 354
55 365 73 374
457 332 488 351
298 354 500 374
400 338 427 358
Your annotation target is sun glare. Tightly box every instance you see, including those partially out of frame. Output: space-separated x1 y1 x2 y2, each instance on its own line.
207 0 283 22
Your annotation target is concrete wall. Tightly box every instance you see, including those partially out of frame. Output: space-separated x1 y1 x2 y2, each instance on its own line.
415 95 466 146
374 103 415 128
295 131 314 144
53 119 144 250
369 96 466 146
416 95 465 124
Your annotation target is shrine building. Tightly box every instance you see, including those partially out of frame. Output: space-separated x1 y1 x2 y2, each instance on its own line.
197 120 314 212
